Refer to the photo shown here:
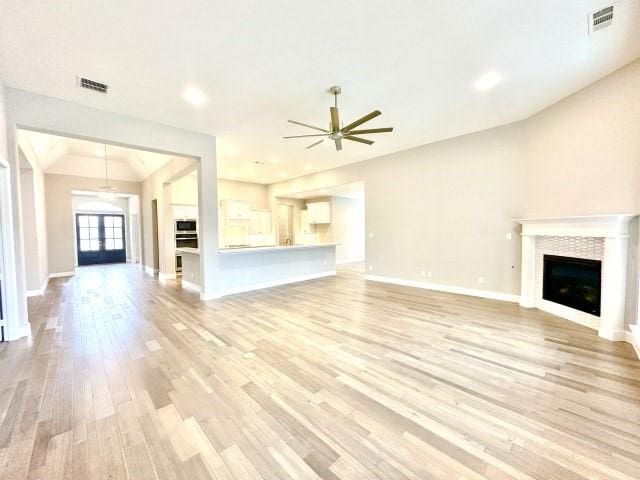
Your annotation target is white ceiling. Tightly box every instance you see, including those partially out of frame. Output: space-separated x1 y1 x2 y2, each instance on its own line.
2 1 639 184
18 130 178 182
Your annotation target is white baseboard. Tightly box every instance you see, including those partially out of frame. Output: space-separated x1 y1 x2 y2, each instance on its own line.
628 325 640 359
158 272 176 283
211 270 337 299
4 323 31 342
598 326 628 342
181 279 201 293
364 274 520 303
200 291 221 301
26 276 50 297
337 257 365 265
143 265 158 276
49 271 75 278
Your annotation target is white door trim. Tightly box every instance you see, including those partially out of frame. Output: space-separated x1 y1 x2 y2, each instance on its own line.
0 160 28 340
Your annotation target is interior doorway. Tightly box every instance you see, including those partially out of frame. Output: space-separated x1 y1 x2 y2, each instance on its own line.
76 214 126 265
278 204 293 246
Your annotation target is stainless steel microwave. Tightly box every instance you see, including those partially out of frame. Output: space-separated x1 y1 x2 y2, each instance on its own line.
175 219 197 232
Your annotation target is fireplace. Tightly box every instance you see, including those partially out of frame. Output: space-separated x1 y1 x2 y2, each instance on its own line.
517 215 634 342
543 255 601 316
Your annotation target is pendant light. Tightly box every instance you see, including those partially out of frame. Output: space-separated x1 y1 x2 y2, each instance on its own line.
96 144 117 202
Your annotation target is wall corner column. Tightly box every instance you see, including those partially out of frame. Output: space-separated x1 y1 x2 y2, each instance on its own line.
519 233 536 308
598 235 628 341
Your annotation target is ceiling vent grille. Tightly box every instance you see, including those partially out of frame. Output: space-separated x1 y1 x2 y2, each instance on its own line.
78 77 108 93
589 5 614 33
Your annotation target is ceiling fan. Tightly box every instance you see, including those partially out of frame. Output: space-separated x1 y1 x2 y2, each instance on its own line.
284 86 393 151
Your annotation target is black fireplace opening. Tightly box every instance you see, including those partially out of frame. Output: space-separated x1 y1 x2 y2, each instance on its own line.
543 254 602 316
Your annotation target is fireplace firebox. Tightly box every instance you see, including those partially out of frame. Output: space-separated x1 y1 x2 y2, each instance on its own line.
542 255 602 316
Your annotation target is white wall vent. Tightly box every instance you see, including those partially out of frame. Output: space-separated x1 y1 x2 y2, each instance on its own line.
77 77 108 93
589 5 614 33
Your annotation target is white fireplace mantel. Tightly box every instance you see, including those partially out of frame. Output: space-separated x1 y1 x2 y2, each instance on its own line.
516 214 635 238
516 214 636 342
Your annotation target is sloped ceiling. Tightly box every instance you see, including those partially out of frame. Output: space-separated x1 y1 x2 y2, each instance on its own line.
2 1 640 183
17 130 178 182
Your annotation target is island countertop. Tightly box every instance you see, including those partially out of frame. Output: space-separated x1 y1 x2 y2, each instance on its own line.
176 247 200 255
217 243 338 255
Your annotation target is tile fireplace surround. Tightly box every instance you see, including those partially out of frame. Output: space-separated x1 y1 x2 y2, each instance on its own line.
517 215 637 343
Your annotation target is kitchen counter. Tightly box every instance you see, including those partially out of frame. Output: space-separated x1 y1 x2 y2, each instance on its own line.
218 243 337 255
176 247 200 255
179 243 337 297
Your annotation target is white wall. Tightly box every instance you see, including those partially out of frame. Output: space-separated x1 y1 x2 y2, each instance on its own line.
218 179 269 210
270 122 526 297
170 173 198 205
332 196 365 264
524 58 640 217
141 157 197 277
18 146 49 294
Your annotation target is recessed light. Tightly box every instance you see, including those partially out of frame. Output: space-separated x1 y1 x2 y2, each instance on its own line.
182 86 207 107
304 164 312 171
269 156 280 164
320 188 329 194
277 172 288 178
95 147 105 157
473 71 502 91
225 146 237 156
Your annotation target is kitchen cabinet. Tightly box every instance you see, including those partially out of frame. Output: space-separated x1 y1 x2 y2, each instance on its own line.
306 201 331 224
249 211 272 235
300 209 314 234
173 204 198 219
222 200 251 221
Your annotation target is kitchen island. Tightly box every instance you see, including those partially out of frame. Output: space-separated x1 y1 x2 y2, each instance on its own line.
176 243 337 297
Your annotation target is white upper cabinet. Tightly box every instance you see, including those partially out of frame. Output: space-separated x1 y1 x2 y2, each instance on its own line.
173 204 198 219
300 209 314 233
306 202 331 224
222 200 251 221
249 211 271 235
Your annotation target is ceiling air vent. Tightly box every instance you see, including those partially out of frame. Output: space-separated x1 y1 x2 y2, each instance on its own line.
589 5 614 33
78 77 108 94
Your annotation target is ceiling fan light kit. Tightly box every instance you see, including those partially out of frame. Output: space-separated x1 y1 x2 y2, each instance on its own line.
284 85 393 151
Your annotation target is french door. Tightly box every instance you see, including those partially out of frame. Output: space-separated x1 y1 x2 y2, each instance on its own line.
76 214 126 265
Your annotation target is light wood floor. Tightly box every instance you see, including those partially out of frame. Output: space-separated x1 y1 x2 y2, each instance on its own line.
1 264 639 479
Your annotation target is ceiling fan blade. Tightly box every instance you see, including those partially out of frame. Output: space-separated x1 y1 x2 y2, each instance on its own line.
305 139 325 149
341 110 381 133
330 107 340 132
287 120 328 133
345 127 393 135
283 134 328 139
344 135 374 145
334 138 342 151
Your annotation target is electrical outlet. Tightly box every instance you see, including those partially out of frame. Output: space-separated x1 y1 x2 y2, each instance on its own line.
420 270 426 277
506 232 512 240
428 271 433 278
323 260 327 266
368 265 373 271
369 232 374 238
477 276 484 284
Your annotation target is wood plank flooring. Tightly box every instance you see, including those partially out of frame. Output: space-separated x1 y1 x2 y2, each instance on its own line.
1 263 639 479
